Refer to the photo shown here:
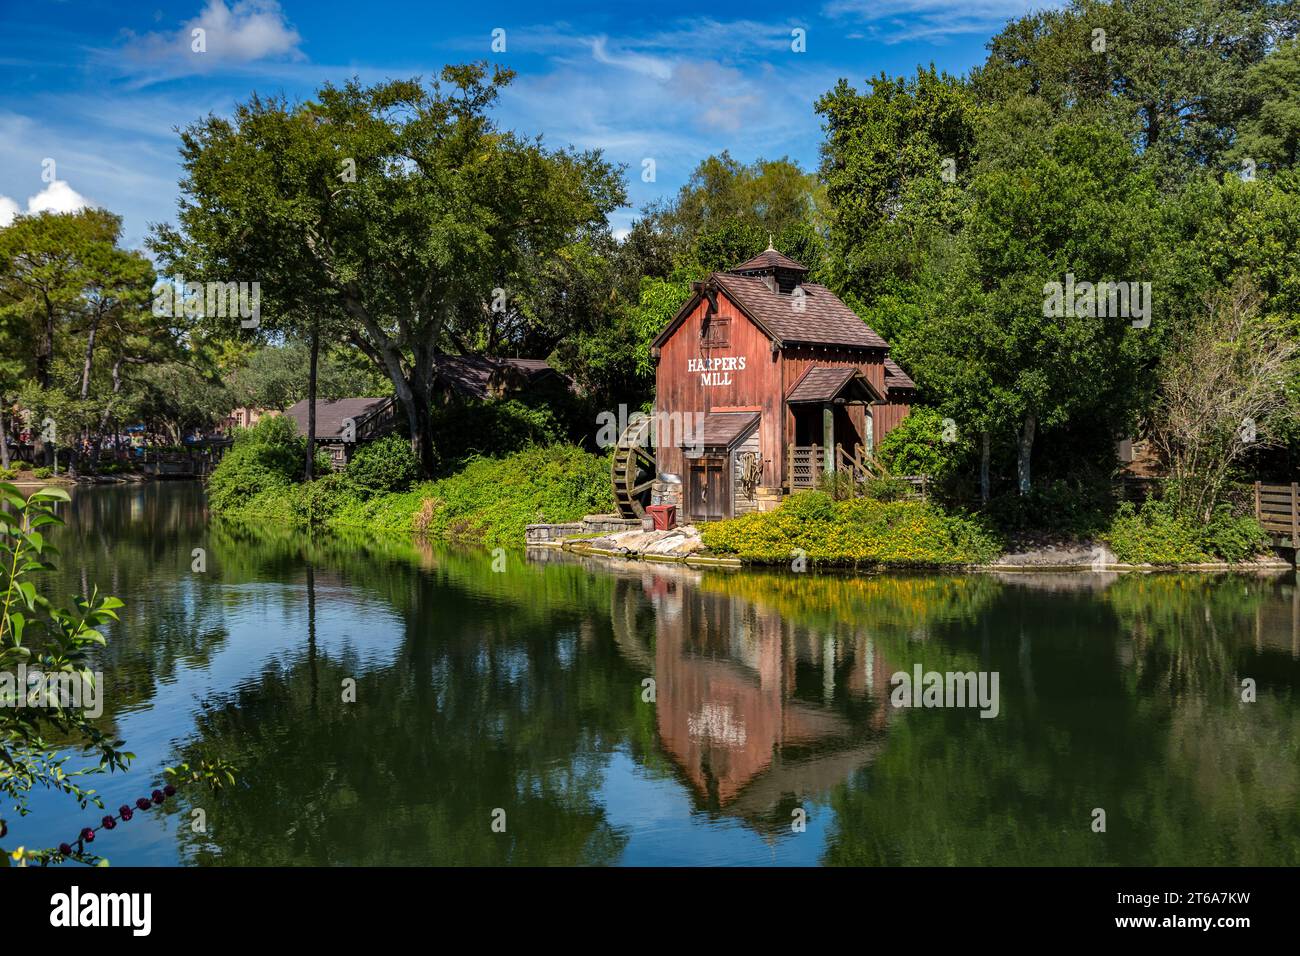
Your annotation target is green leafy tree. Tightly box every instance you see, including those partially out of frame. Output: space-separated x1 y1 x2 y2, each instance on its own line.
152 64 625 475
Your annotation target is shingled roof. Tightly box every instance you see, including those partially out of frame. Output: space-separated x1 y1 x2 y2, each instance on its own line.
787 366 884 404
284 397 392 441
434 354 565 402
712 272 889 350
884 358 916 392
729 247 808 275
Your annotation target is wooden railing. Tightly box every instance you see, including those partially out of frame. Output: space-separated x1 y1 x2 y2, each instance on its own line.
788 444 826 489
1255 482 1300 543
788 443 927 500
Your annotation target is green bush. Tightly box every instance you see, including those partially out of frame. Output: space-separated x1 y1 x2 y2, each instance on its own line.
405 445 614 545
16 461 32 472
1201 505 1272 562
987 478 1113 538
700 490 1002 567
292 471 353 527
877 407 967 482
431 399 567 470
863 475 913 502
207 416 314 515
344 434 420 496
0 466 15 480
32 466 52 479
1103 500 1269 564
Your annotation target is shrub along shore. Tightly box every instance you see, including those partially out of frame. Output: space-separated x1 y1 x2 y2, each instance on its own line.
206 417 1276 569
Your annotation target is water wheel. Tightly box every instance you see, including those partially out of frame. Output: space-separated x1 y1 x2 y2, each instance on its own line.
611 416 656 518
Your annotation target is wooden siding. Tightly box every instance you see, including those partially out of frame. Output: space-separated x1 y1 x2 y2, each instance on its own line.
654 288 910 491
655 291 782 488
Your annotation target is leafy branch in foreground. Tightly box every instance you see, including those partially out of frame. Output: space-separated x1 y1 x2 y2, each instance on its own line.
0 483 238 865
0 482 131 863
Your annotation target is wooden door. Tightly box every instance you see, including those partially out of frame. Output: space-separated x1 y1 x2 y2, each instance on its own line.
688 457 728 521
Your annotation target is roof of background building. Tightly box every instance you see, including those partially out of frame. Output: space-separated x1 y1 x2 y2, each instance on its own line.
284 397 392 441
434 354 566 402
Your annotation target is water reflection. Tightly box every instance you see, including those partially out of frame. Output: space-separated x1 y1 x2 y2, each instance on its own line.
11 483 1300 866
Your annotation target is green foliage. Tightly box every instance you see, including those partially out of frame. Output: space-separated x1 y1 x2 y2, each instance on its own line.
406 446 615 545
986 478 1116 539
431 399 568 470
291 472 353 528
1233 36 1300 173
343 434 420 496
31 467 51 480
206 415 309 514
863 476 914 502
214 442 614 546
229 343 389 412
877 407 967 482
0 483 131 863
151 64 626 474
1104 500 1271 564
700 490 1002 567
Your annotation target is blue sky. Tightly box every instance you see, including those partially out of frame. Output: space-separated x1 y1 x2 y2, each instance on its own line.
0 1 1057 249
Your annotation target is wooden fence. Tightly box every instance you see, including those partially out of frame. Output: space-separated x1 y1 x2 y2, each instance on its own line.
1254 482 1300 545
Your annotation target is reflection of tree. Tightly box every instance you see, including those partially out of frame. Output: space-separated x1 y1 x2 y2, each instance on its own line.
1103 573 1280 696
173 522 642 865
57 489 1300 865
46 484 231 738
824 573 1300 865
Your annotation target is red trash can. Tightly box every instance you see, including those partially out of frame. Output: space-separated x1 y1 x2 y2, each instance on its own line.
647 504 676 531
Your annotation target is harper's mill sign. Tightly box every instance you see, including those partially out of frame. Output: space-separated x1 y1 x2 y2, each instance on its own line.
687 355 747 387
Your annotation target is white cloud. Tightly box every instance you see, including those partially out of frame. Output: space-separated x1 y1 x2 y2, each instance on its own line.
823 0 1065 42
0 179 94 227
591 36 672 81
121 0 303 70
26 179 92 216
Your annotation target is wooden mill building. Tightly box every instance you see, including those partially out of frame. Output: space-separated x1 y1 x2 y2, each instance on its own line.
649 246 914 521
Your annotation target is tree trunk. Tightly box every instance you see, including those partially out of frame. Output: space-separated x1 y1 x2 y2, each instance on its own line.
1017 413 1036 495
92 359 125 467
36 294 55 389
409 374 437 476
979 431 990 505
0 404 10 470
306 322 319 481
80 317 99 400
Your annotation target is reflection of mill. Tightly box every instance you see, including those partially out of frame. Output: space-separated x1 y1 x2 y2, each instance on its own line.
610 569 896 829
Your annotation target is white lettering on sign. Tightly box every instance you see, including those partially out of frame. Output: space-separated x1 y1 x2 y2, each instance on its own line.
687 355 747 387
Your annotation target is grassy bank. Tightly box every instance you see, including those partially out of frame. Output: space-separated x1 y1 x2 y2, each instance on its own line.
208 419 615 546
700 491 1003 568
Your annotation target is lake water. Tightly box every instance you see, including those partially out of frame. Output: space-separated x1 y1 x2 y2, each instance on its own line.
9 481 1300 865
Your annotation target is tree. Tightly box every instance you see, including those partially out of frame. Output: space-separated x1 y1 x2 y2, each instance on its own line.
1234 36 1300 172
974 0 1300 181
1150 278 1298 520
816 66 981 316
152 64 626 475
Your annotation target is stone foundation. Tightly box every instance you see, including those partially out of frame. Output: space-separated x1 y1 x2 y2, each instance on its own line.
524 522 582 544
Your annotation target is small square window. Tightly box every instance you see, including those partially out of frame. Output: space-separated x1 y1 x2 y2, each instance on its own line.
703 316 730 348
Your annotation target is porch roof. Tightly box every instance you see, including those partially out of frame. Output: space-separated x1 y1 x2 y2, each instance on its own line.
688 411 760 449
785 367 883 405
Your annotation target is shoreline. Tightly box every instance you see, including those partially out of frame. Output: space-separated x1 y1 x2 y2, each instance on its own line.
529 533 1293 575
